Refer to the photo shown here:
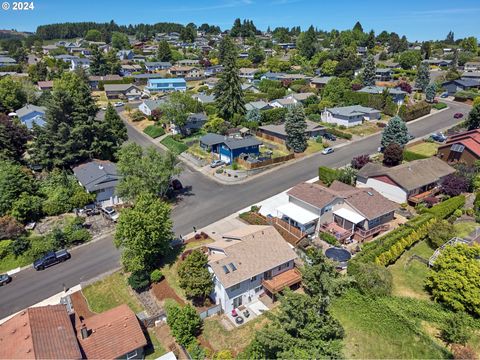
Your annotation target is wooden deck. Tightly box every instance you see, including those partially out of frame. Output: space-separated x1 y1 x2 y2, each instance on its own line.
262 268 302 294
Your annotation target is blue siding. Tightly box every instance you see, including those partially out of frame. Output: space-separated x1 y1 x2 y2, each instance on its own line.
20 111 46 129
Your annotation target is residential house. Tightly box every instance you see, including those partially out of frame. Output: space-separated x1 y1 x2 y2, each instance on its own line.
15 104 46 129
269 97 296 109
261 72 286 81
464 62 480 72
321 105 381 128
37 80 54 91
120 64 143 76
0 304 83 359
375 68 393 81
441 79 480 95
358 85 407 105
145 61 172 72
284 92 316 104
204 77 220 89
241 83 260 93
70 57 91 71
239 68 259 82
145 78 187 93
310 76 334 89
277 42 296 49
104 84 142 100
42 44 59 54
245 101 272 112
423 59 452 67
168 66 203 78
278 181 398 240
75 304 147 360
258 120 325 144
116 49 134 61
437 129 480 166
72 159 122 206
87 75 122 90
171 113 208 135
176 59 200 66
0 56 16 67
205 65 223 77
356 157 455 204
193 93 215 105
70 47 91 57
138 99 166 116
207 225 300 314
461 72 480 80
357 46 367 57
199 133 262 164
132 55 146 63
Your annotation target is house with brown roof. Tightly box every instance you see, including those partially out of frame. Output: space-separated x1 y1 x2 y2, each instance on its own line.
258 120 325 144
356 157 455 204
277 180 398 242
168 66 203 78
0 305 82 359
437 129 480 166
207 225 299 314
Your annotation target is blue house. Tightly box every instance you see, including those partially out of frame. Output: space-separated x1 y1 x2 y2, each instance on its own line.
145 78 187 93
199 133 262 164
15 104 46 129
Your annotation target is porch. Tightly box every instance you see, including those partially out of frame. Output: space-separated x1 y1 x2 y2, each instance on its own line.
408 187 441 204
262 268 302 298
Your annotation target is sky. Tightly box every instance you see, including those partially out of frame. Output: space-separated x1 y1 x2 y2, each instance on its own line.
0 0 479 41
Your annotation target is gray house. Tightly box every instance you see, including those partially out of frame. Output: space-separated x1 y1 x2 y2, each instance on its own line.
171 112 208 135
138 98 166 116
72 160 122 206
375 68 393 81
245 101 272 111
321 105 381 127
358 85 407 105
442 79 480 95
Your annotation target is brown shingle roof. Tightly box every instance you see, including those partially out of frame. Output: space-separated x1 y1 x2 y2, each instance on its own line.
76 304 147 360
287 182 337 209
0 305 82 360
208 226 297 289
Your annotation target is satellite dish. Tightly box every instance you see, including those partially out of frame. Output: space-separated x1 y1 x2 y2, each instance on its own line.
8 112 17 117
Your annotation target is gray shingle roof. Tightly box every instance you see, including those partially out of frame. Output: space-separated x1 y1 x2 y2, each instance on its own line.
15 104 46 118
200 133 262 150
325 105 380 117
72 160 121 192
359 85 406 96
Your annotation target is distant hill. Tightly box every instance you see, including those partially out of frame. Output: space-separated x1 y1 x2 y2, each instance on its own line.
0 29 31 39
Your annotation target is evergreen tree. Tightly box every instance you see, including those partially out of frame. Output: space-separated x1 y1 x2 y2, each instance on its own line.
230 18 242 37
248 42 265 64
104 49 121 75
353 21 364 33
415 62 430 92
214 38 245 121
95 103 127 160
89 46 108 76
466 104 480 130
297 25 317 60
452 49 459 70
285 104 307 153
218 36 236 64
425 83 437 103
445 31 455 44
157 40 172 62
362 54 376 86
381 115 409 148
365 30 375 49
421 41 432 60
178 250 213 303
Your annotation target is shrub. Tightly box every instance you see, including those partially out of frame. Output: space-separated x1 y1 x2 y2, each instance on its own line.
426 195 465 219
320 232 339 246
130 110 145 122
398 101 431 122
383 143 403 166
187 342 206 360
128 271 150 292
10 237 30 256
143 124 165 138
351 154 370 169
319 166 340 186
166 303 202 346
0 216 25 240
354 263 393 297
0 239 12 259
328 128 352 140
427 220 454 248
150 269 164 283
309 113 321 122
215 168 223 174
432 102 448 110
231 162 238 170
441 174 469 196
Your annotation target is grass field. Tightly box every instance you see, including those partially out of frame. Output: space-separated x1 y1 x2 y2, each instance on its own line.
388 241 434 299
407 142 440 157
160 136 189 155
82 272 143 313
453 221 478 238
304 139 325 154
143 124 165 138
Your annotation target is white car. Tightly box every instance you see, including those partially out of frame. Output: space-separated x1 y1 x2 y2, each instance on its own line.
101 206 119 222
322 147 334 155
113 102 124 107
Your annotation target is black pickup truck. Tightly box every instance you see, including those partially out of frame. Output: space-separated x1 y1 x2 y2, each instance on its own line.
33 249 71 270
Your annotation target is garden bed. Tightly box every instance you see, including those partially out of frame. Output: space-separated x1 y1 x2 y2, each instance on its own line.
160 136 189 154
151 278 185 306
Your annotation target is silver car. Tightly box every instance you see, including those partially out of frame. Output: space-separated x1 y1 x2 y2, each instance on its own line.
210 160 225 168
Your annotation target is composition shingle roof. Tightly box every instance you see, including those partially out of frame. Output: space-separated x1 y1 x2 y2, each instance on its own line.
259 120 325 136
208 225 297 289
15 104 46 118
199 133 262 150
104 84 140 92
357 157 456 192
325 105 380 117
439 129 480 157
76 304 147 359
72 159 121 192
0 305 82 360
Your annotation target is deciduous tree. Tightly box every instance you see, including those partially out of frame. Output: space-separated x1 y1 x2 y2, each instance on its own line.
383 142 403 166
166 303 202 346
0 114 30 162
157 40 172 62
466 104 480 130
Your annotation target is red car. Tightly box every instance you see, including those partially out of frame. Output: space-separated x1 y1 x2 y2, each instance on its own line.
454 113 464 119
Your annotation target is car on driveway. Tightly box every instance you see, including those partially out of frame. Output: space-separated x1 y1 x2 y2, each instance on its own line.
454 113 464 119
114 102 124 107
210 160 225 168
323 133 337 141
0 273 12 286
322 147 334 155
33 249 71 271
101 206 119 222
440 92 449 98
431 132 447 142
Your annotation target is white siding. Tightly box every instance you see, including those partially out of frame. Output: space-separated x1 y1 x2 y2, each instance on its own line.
356 178 407 204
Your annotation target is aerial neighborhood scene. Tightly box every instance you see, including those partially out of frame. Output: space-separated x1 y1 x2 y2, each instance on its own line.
2 0 480 358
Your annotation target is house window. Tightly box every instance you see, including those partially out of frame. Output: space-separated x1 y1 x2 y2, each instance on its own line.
126 350 137 359
255 286 263 293
230 283 241 291
250 275 257 282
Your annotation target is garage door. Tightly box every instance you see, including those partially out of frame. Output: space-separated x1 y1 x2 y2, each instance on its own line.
220 153 230 164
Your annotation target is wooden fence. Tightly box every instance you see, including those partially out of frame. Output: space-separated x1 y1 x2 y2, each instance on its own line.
237 153 295 169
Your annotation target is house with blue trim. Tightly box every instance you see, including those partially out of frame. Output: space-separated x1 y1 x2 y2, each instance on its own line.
200 133 262 164
145 78 187 93
15 104 46 129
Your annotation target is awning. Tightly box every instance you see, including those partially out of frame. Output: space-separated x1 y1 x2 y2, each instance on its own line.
333 208 365 224
276 203 318 225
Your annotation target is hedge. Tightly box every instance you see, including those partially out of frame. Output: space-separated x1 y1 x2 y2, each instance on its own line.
143 124 165 138
327 128 352 140
426 195 465 219
403 150 429 162
454 90 479 100
319 166 340 186
320 232 339 246
398 101 432 122
160 136 188 154
432 102 447 110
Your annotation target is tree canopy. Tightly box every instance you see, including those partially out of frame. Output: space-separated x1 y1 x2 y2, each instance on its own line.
285 104 307 153
381 115 409 148
178 249 213 302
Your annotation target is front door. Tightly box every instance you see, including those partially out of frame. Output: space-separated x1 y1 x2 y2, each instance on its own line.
233 296 242 309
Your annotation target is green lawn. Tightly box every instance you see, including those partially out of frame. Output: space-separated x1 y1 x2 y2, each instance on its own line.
388 241 434 299
143 124 165 138
160 136 188 154
304 139 324 154
82 272 143 313
453 221 478 238
144 329 167 359
184 237 214 250
344 121 382 137
331 290 450 359
407 142 439 157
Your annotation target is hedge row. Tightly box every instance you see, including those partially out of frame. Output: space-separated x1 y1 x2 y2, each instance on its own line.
426 195 465 219
432 102 448 110
327 128 352 140
403 150 430 162
319 166 340 186
398 101 432 122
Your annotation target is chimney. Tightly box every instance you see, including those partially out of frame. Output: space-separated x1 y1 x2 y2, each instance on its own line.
80 324 89 339
98 164 104 170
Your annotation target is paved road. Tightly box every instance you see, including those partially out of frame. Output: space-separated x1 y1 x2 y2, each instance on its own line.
0 100 470 319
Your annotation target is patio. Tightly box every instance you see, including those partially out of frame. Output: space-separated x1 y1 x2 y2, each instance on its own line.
225 299 270 327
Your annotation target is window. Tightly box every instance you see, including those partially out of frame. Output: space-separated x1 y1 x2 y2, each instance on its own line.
230 283 241 291
255 286 263 293
126 350 137 359
250 275 257 282
451 144 465 153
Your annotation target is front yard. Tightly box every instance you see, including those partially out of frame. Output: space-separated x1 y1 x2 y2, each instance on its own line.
406 142 440 157
160 136 189 154
342 121 385 137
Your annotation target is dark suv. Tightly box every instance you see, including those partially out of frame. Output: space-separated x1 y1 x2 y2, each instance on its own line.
33 249 71 270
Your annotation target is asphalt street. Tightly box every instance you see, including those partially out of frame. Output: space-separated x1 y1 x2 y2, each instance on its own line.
0 100 470 319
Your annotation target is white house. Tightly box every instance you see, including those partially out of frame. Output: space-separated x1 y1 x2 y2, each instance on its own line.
207 225 299 314
238 68 259 82
138 99 165 116
321 105 381 127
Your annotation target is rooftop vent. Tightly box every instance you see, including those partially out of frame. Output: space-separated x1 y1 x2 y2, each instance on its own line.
80 324 89 339
367 191 373 196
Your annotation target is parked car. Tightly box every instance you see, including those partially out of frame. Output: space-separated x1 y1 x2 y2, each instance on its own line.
33 249 71 271
113 101 124 107
323 133 337 141
431 132 447 142
170 179 183 191
408 133 415 141
440 92 449 98
210 159 225 168
454 113 464 119
0 273 12 286
322 147 334 155
101 206 119 222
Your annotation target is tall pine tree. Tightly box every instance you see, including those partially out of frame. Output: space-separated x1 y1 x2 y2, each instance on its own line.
297 25 317 60
157 40 172 62
362 54 376 86
94 103 128 160
381 115 409 148
285 104 307 153
415 62 430 92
